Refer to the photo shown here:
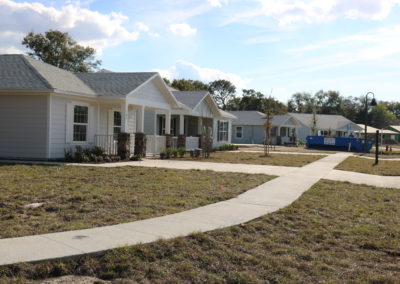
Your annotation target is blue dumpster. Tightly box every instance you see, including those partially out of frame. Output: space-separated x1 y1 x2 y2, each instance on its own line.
306 136 373 152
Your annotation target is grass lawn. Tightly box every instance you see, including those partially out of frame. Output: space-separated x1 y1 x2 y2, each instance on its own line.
239 145 337 154
1 180 399 283
176 152 326 167
0 164 273 239
336 156 400 176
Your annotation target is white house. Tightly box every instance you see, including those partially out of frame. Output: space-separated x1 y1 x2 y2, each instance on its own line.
0 54 235 160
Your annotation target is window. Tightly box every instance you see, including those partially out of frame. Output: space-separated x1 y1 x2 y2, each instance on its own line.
235 126 243 138
113 111 122 135
319 130 329 136
218 121 229 141
73 105 88 142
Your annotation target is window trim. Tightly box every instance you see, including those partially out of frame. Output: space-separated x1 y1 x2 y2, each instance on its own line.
235 126 243 139
218 120 229 141
72 104 89 143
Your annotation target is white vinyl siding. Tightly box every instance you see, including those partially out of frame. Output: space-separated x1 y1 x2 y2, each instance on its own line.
49 95 97 158
0 95 48 159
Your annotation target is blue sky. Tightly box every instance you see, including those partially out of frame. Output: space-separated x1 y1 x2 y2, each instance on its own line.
1 0 400 103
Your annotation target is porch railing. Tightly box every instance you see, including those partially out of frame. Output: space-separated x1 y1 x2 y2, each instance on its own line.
94 134 118 155
146 135 166 155
94 133 135 156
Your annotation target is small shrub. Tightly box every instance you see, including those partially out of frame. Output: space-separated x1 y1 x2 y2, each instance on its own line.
81 154 90 163
217 144 238 151
64 148 74 162
165 148 173 159
298 140 305 146
130 154 142 161
95 155 104 163
172 149 178 158
91 146 106 156
177 147 186 158
160 151 167 159
104 156 112 163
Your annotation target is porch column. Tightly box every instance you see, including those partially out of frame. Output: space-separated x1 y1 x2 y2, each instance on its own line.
179 114 185 135
137 105 145 133
121 101 128 132
165 109 171 135
198 117 203 134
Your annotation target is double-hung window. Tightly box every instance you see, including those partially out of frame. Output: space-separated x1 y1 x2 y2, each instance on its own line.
113 111 122 135
73 105 88 142
218 121 229 141
235 126 243 138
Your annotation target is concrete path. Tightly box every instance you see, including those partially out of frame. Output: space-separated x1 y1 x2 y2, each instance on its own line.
0 153 351 266
352 155 400 161
325 169 400 189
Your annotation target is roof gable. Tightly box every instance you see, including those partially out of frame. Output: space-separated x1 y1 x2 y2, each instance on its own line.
229 111 267 126
75 72 157 97
172 91 208 109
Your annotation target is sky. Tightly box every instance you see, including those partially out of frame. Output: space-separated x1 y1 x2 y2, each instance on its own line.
1 0 400 103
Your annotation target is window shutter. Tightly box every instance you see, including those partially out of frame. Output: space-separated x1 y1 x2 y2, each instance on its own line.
226 121 229 141
217 120 220 141
88 106 95 143
65 103 73 143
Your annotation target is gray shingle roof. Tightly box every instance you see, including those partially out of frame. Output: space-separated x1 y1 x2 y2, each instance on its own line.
229 111 267 126
0 54 51 89
172 91 208 109
0 54 97 96
288 113 361 130
76 72 157 97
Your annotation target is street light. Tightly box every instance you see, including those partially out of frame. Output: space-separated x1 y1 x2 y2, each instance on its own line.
364 92 377 153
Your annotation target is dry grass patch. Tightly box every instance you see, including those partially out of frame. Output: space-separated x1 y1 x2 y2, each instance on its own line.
0 164 273 238
178 152 326 167
336 156 400 176
2 180 399 283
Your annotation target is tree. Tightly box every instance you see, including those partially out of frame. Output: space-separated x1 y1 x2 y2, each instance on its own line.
370 103 397 129
263 96 275 156
170 79 209 91
310 105 318 135
208 79 236 110
22 30 101 72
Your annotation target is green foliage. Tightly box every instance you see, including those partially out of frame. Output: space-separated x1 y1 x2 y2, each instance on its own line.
208 79 236 110
217 144 239 151
22 30 101 72
130 154 142 161
370 103 397 129
160 151 167 159
177 147 186 158
63 148 74 162
91 146 106 156
171 79 209 91
226 89 287 115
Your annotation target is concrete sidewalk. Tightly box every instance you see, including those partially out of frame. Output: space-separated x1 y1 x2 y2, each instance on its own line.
0 153 351 266
325 169 400 189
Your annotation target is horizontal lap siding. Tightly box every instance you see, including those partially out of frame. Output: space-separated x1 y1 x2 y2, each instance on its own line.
49 95 98 159
0 95 47 159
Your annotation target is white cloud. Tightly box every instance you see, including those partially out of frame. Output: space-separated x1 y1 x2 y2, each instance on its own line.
157 60 250 90
168 23 197 36
136 22 160 37
0 0 140 54
230 0 400 26
136 22 150 32
265 25 400 78
207 0 228 7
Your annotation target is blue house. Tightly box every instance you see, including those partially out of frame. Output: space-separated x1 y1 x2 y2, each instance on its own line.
229 111 300 145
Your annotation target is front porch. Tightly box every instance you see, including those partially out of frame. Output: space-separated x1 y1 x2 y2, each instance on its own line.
270 126 298 145
93 101 211 156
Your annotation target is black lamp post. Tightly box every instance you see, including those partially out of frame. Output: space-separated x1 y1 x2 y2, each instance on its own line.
364 92 377 153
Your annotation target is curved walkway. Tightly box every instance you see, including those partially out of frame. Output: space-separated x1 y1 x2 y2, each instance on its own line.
1 153 399 266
